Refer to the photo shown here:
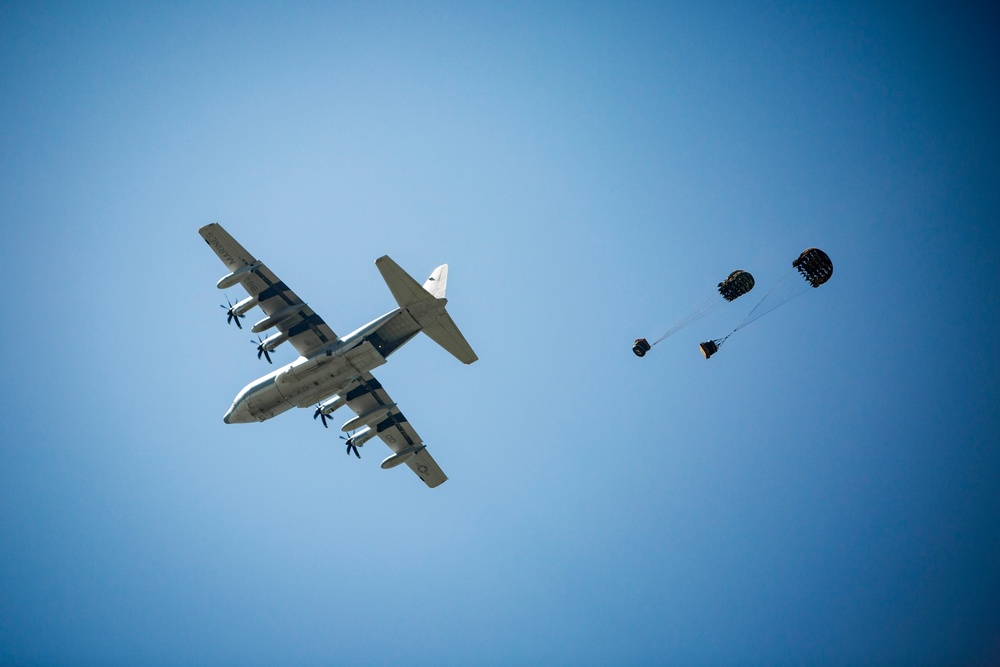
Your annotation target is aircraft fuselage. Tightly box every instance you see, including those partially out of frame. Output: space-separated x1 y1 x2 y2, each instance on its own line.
224 301 439 424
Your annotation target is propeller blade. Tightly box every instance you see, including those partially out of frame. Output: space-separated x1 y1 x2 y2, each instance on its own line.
222 295 245 328
313 408 329 428
252 336 273 364
341 433 361 458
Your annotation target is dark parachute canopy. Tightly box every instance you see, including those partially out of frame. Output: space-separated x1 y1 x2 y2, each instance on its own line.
634 268 756 356
793 248 833 288
718 270 755 302
700 248 833 359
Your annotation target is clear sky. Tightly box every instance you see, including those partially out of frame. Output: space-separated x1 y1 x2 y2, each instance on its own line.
2 2 998 664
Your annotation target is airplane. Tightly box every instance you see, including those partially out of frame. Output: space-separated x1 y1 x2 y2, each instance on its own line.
198 222 478 488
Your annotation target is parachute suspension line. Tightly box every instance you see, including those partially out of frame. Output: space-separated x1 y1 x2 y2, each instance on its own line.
701 268 802 359
731 266 800 332
734 247 830 328
652 293 718 345
651 270 755 346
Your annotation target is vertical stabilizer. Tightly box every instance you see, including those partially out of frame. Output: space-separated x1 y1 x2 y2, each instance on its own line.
423 264 448 299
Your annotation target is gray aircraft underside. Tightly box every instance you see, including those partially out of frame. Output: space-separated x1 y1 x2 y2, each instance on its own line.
198 223 477 488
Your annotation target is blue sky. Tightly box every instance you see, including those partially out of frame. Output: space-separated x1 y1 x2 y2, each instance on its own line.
2 2 998 664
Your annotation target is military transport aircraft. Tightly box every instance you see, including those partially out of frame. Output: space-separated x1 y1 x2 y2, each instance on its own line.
198 223 478 488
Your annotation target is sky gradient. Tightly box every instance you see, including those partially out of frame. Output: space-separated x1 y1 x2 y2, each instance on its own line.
2 2 998 664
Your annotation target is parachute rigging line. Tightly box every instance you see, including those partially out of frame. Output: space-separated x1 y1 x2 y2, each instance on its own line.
650 269 755 346
652 292 716 345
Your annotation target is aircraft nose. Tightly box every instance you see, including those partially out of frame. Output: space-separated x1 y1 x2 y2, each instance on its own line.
223 401 246 424
223 400 253 424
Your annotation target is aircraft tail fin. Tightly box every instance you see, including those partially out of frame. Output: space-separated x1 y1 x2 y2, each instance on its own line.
375 256 477 365
422 264 448 299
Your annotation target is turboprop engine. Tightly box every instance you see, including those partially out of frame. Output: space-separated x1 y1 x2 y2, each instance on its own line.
258 331 288 350
342 425 376 458
345 426 376 448
222 295 257 328
313 394 346 428
251 330 289 364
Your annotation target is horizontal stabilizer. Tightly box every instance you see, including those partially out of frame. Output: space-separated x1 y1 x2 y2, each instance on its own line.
422 312 478 365
376 255 435 307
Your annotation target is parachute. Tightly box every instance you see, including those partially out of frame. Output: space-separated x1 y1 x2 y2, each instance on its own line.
793 247 833 288
718 270 756 301
700 248 833 359
634 269 755 357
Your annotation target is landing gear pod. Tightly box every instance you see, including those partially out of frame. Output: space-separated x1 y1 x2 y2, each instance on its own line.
633 338 651 357
699 340 718 359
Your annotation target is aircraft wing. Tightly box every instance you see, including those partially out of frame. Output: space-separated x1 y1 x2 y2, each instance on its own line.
198 223 338 356
343 373 448 488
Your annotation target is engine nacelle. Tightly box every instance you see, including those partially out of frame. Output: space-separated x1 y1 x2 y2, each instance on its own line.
341 403 396 432
259 331 288 351
380 445 425 470
346 426 376 448
217 261 262 290
230 295 258 317
316 394 346 416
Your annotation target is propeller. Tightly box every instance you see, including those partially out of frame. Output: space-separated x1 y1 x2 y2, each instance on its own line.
313 406 330 428
252 335 273 364
221 294 246 329
341 432 362 459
